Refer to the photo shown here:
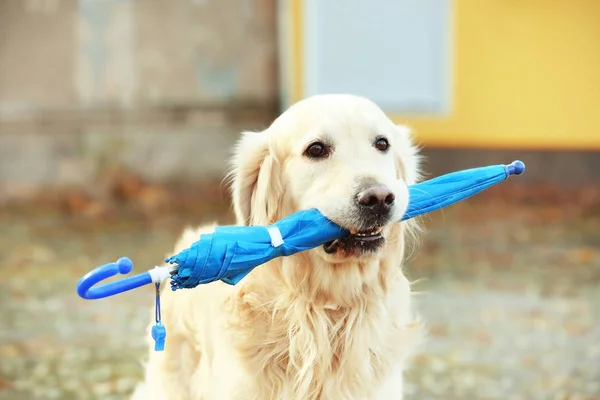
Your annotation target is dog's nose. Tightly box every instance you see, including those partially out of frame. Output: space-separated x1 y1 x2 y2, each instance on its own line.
356 185 395 215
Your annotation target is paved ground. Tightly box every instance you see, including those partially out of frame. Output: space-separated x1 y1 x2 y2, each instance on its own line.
1 187 599 400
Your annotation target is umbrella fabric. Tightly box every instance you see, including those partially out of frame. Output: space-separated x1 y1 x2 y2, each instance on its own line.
167 161 524 290
166 209 348 289
403 161 524 220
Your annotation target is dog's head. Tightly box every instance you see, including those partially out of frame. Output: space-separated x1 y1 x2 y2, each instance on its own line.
229 94 421 264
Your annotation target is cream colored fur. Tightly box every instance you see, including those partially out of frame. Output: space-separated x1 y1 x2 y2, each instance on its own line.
132 94 424 400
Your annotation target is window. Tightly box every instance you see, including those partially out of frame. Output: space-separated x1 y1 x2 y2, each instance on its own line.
279 0 452 115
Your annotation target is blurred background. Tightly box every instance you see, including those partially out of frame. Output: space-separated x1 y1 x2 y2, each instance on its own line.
1 0 599 399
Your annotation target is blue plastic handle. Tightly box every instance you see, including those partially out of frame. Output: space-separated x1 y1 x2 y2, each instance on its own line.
76 257 152 299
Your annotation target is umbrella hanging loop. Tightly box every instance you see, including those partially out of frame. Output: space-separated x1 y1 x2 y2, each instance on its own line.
152 282 167 351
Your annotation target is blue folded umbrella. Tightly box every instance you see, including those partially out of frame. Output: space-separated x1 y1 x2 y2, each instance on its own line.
76 160 524 351
77 160 525 299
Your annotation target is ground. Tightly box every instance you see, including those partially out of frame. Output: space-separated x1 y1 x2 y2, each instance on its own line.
1 184 599 400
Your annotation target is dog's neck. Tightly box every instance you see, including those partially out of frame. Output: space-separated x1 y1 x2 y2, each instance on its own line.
231 222 416 400
278 253 388 308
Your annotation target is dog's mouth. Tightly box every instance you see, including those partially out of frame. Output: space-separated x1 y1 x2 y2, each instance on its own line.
323 226 385 255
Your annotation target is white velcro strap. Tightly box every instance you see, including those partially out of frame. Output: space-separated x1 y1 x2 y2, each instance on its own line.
148 266 172 283
267 226 284 247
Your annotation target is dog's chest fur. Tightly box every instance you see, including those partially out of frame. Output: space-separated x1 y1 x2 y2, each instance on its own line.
228 280 415 400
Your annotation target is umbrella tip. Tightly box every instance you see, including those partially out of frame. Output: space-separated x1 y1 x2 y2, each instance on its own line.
506 160 525 176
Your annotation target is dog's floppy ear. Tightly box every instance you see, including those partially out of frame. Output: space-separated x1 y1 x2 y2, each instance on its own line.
228 130 282 226
393 124 422 185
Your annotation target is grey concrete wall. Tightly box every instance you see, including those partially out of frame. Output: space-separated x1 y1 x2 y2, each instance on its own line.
1 0 598 203
0 0 278 109
0 0 279 201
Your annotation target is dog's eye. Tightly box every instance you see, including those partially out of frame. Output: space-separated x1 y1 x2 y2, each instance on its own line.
304 142 329 159
374 137 389 152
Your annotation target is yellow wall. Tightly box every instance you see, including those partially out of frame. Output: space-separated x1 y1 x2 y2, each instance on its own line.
288 0 600 150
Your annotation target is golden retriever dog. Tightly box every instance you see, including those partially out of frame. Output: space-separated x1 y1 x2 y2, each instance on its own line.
132 94 423 400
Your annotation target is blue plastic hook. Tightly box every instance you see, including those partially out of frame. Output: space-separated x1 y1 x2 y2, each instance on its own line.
77 257 171 351
76 257 159 299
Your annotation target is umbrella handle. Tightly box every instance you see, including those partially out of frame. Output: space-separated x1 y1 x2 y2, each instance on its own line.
76 257 172 299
